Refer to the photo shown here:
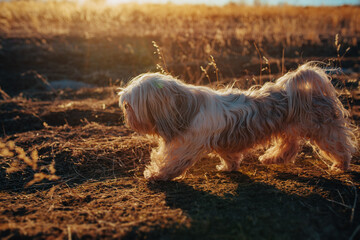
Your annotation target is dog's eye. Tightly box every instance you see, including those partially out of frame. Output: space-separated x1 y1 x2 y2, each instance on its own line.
124 103 129 110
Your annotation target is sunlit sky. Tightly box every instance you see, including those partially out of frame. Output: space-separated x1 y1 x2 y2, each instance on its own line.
104 0 359 5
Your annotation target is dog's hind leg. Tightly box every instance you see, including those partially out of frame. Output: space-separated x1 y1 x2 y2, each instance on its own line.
312 123 356 171
216 152 243 172
259 137 300 165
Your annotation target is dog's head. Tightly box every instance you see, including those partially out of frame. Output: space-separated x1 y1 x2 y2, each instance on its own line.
119 73 201 141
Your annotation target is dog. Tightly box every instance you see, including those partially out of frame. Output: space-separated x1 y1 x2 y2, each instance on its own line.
119 63 357 181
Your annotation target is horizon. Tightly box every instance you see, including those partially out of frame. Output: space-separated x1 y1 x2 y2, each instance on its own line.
2 0 359 6
100 0 359 6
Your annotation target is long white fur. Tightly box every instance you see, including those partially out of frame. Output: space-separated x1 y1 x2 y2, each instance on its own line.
119 63 357 181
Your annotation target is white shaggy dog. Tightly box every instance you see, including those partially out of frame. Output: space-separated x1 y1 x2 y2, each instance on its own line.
119 63 357 181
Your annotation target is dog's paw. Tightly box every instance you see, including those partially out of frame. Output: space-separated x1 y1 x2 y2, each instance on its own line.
144 169 159 180
216 163 239 172
216 164 228 171
144 169 170 181
259 156 283 165
331 162 350 171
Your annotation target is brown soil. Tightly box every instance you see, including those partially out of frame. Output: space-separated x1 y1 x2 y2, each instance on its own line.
1 3 360 239
1 87 360 240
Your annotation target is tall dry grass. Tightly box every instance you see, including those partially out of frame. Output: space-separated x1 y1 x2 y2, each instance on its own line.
0 2 359 84
1 2 359 41
1 2 359 60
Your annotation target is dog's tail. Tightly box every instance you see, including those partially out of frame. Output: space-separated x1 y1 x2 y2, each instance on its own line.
276 62 348 122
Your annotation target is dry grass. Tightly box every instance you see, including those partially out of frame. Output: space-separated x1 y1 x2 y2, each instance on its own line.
0 0 359 191
0 86 360 239
1 2 360 239
1 2 359 40
0 2 359 83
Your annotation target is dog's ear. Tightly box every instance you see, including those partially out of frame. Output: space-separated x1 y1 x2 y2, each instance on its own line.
147 83 202 142
122 100 155 134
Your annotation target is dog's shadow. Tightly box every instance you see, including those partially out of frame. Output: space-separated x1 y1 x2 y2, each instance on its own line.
147 171 359 239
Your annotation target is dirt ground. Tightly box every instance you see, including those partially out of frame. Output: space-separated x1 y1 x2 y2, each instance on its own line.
1 3 360 239
1 86 360 240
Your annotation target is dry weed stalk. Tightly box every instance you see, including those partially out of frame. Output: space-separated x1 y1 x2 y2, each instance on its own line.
1 140 59 187
326 180 358 223
0 87 10 100
350 225 360 240
335 33 351 68
254 42 262 85
281 48 285 75
262 55 272 81
152 41 168 74
332 34 354 112
254 42 274 84
209 55 220 85
200 55 220 86
200 65 211 84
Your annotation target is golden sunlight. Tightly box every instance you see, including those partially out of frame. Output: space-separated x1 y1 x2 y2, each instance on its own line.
103 0 167 5
105 0 169 5
105 0 131 5
77 0 141 5
1 0 360 239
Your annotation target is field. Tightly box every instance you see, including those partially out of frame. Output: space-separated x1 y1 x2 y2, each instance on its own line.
1 1 360 239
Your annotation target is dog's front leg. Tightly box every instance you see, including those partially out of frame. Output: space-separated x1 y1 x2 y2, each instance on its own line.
216 152 244 171
144 139 206 181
